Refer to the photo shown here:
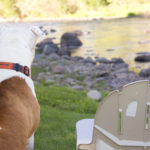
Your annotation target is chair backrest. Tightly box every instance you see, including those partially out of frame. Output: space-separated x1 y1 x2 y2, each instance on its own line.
93 80 150 146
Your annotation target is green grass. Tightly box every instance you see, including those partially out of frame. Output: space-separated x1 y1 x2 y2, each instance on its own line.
35 84 104 113
35 106 93 150
34 84 108 150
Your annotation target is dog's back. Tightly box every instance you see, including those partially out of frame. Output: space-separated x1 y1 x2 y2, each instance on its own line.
0 77 40 150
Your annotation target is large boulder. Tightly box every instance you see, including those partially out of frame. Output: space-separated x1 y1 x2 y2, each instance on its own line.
60 32 82 55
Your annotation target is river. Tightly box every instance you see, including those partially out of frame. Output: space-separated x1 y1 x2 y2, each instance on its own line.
2 18 150 72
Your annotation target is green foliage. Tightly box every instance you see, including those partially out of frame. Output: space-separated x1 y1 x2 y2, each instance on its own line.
127 12 138 17
1 0 150 19
0 0 18 17
58 0 78 14
85 0 109 7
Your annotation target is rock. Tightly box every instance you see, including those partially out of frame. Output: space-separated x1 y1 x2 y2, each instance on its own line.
96 57 124 64
73 30 83 36
95 64 111 71
72 85 84 90
72 56 84 61
43 44 59 55
135 54 150 62
111 63 128 70
139 67 150 77
36 38 59 55
83 57 96 64
109 82 118 89
105 49 115 52
34 54 43 60
115 72 128 79
84 80 93 89
96 57 111 63
62 55 72 60
43 30 48 35
32 48 143 92
60 32 83 55
49 53 60 60
95 77 105 82
50 29 56 32
52 65 66 74
65 78 76 85
45 79 55 83
115 68 129 73
95 70 109 77
59 58 72 66
39 26 43 29
57 49 70 56
87 90 102 100
111 58 124 63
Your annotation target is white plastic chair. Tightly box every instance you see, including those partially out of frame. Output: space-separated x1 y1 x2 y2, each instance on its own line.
76 80 150 150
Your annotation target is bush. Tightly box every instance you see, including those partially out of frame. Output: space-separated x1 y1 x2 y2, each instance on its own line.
0 0 18 17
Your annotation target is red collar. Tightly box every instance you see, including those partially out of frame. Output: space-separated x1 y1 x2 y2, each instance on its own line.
0 62 30 77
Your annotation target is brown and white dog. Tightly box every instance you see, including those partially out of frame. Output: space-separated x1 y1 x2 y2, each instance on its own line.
0 24 44 150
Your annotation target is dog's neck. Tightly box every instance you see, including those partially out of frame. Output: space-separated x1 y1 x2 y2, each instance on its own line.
0 25 40 97
0 46 34 68
0 30 35 68
0 45 36 97
0 47 35 96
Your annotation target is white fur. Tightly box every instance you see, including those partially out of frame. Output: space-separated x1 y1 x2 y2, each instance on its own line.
0 24 43 95
26 134 34 150
0 24 42 67
0 24 44 150
30 26 45 38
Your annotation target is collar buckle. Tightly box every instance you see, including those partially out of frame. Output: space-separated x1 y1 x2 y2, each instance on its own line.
13 63 22 72
24 66 30 76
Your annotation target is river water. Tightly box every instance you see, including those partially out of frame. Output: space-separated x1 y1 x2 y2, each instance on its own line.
2 18 150 72
35 17 150 72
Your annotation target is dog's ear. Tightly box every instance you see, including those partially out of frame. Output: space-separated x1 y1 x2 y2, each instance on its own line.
30 25 46 38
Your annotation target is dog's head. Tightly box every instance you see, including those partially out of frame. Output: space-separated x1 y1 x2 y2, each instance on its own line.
0 24 45 66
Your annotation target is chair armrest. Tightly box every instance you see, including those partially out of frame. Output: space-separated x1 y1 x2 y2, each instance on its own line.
76 119 94 147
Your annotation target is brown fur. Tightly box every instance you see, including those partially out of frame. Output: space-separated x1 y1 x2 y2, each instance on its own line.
0 77 40 150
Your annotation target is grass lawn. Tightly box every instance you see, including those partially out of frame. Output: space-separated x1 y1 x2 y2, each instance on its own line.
34 84 108 150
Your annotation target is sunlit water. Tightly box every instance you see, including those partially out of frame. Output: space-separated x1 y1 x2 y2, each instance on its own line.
2 18 150 72
35 18 150 72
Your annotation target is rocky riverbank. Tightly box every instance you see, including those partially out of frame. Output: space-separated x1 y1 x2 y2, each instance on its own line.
32 52 149 92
